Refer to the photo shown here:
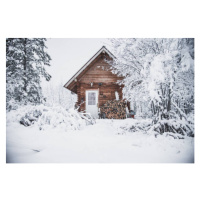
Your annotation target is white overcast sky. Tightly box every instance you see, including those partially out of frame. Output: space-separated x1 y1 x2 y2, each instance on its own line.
43 38 112 87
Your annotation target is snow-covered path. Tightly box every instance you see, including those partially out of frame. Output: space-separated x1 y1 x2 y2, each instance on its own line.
6 119 194 163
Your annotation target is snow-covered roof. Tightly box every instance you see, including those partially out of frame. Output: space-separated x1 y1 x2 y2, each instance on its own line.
64 46 115 89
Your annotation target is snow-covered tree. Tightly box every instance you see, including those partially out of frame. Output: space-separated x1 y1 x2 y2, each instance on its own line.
42 82 77 110
6 38 51 110
110 38 194 136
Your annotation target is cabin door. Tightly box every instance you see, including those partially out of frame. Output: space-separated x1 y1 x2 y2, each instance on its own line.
86 90 98 118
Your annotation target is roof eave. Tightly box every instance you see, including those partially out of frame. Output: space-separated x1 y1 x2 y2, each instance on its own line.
63 46 115 89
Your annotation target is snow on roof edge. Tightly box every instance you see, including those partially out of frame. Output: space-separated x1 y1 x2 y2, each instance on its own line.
63 46 115 89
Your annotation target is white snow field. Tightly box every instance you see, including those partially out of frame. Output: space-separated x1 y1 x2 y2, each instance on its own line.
6 118 194 163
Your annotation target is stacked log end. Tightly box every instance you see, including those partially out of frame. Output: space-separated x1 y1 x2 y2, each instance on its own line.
100 100 127 119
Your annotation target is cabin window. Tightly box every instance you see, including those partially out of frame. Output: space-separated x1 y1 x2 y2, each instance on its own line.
88 92 96 105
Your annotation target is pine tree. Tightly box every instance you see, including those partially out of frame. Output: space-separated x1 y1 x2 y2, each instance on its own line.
6 38 51 110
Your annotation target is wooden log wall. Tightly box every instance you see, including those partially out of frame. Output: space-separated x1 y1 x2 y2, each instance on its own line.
78 82 123 112
67 52 125 116
73 52 124 113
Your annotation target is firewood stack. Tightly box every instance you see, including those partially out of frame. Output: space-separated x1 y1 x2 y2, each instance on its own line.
100 100 127 119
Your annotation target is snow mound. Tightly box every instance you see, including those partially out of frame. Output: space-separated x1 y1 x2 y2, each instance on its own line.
117 117 194 139
6 105 86 131
119 118 152 133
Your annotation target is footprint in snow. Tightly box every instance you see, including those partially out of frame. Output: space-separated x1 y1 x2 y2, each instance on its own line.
132 144 141 147
32 149 41 153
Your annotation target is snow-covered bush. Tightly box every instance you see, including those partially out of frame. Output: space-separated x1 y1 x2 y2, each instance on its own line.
6 99 20 111
119 119 152 134
118 116 194 139
150 117 194 138
7 105 86 131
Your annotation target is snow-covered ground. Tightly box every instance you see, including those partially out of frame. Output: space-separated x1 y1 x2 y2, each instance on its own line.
6 118 194 163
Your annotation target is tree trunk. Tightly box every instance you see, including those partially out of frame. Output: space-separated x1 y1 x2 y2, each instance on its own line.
167 87 171 112
23 38 27 93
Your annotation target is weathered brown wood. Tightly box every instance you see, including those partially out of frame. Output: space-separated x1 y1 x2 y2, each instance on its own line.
65 47 126 118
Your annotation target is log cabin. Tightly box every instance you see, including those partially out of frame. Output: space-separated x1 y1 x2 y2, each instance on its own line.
64 46 127 118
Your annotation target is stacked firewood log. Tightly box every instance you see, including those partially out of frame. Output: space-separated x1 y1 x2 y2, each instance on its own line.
100 100 127 119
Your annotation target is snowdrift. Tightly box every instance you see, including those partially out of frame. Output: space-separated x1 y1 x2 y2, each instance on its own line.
118 117 194 139
6 105 87 131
